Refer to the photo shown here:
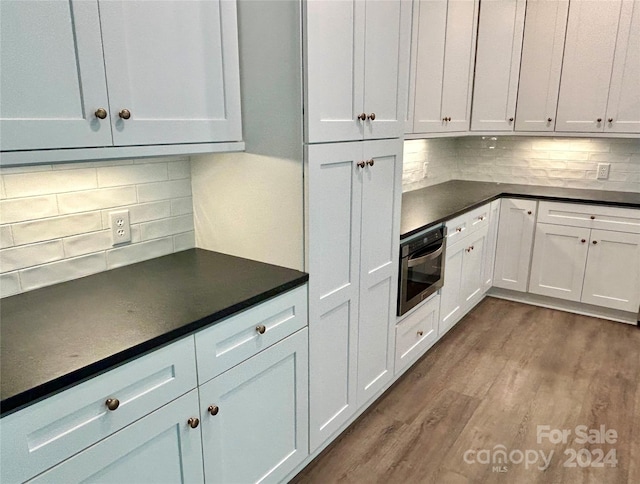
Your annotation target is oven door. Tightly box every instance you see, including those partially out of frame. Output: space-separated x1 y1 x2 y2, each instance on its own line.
398 238 445 315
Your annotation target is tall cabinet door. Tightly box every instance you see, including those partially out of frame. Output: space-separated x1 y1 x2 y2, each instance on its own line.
515 0 569 132
99 0 242 146
0 0 112 151
471 0 526 131
439 238 466 337
362 0 408 140
306 142 362 452
460 228 488 311
357 139 402 406
493 199 537 292
605 0 640 134
482 199 501 292
199 330 309 484
305 0 365 143
555 0 623 132
529 223 591 302
582 230 640 312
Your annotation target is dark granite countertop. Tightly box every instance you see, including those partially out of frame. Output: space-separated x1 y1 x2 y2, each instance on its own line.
0 249 308 416
401 180 640 240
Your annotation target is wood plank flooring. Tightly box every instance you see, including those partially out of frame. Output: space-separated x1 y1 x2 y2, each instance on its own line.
292 297 640 484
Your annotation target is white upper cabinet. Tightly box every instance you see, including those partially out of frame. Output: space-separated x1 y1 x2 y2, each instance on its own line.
304 0 411 143
605 0 640 134
515 0 569 132
0 1 112 151
410 0 478 134
471 0 526 131
556 0 623 132
99 0 242 146
0 0 242 154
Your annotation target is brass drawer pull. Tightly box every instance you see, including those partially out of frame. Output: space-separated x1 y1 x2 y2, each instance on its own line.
256 324 266 334
208 405 219 416
119 109 131 120
187 417 200 429
105 398 120 411
95 108 108 119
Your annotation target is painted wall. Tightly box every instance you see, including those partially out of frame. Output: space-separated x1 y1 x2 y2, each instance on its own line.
0 156 195 297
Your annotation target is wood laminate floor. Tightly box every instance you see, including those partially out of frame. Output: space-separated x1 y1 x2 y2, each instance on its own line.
293 297 640 484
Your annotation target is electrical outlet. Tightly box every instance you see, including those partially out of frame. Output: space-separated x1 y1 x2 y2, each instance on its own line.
110 210 131 245
597 163 610 180
422 161 429 179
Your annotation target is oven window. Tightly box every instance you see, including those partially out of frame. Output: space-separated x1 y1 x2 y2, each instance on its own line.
406 245 443 302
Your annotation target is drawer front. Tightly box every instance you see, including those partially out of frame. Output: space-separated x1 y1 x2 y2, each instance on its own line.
538 201 640 233
445 213 469 244
0 337 197 484
195 284 308 384
395 294 440 374
445 203 491 243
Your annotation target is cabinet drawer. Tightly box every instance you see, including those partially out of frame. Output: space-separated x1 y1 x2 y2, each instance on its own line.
446 203 491 243
395 294 440 375
538 201 640 233
0 337 197 484
195 285 308 384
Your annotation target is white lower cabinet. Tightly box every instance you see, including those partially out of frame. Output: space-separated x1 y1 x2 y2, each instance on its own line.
28 390 204 484
481 199 501 292
395 294 440 375
199 329 309 484
493 198 538 292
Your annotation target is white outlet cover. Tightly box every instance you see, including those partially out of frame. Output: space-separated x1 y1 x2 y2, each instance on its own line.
597 163 610 180
110 210 131 245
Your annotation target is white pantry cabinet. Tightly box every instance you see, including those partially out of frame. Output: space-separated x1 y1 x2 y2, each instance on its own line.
304 0 411 143
493 199 538 292
409 0 478 134
199 329 309 484
0 0 241 153
471 0 526 131
515 0 569 132
306 139 402 451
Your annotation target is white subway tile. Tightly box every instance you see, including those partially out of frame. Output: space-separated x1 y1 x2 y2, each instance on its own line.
137 179 192 202
0 195 58 224
52 159 134 170
101 201 172 227
0 164 53 174
20 253 107 292
1 226 14 249
0 271 21 297
0 179 6 199
168 160 191 179
12 212 102 245
140 215 194 241
566 161 598 171
171 197 193 216
1 240 64 272
57 186 137 214
3 168 97 198
174 231 195 251
97 163 168 187
63 230 112 258
106 237 173 269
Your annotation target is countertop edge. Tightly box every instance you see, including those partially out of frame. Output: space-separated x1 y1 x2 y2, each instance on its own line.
0 274 308 417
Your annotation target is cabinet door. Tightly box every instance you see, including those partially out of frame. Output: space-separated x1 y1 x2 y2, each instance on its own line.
99 0 241 146
357 139 402 405
0 0 112 151
555 0 623 132
395 294 440 375
605 0 640 134
460 227 488 312
529 223 590 302
363 0 409 140
471 0 526 131
439 237 466 337
493 198 537 292
199 329 309 484
28 391 204 484
515 0 569 132
412 0 477 134
304 0 365 142
582 230 640 313
482 199 501 292
306 142 362 451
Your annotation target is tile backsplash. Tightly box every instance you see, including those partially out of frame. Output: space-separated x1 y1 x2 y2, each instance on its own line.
0 157 195 297
404 137 640 192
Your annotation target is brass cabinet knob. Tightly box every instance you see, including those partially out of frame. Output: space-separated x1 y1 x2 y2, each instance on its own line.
466 247 472 253
208 405 219 416
119 109 131 120
509 117 514 122
442 117 447 122
592 240 598 245
478 216 485 221
608 118 613 123
597 118 602 123
527 211 532 215
187 417 200 429
105 398 120 411
256 324 266 334
367 113 376 121
358 113 367 121
366 159 374 167
417 330 424 337
547 117 552 122
590 215 595 220
581 239 586 243
447 117 452 122
456 227 463 232
470 245 474 250
357 161 366 168
95 108 108 119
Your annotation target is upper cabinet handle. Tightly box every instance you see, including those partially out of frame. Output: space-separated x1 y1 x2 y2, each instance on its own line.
527 211 532 215
366 159 374 167
119 109 131 120
367 113 376 121
547 117 553 123
95 108 108 119
596 118 602 123
608 118 613 123
357 161 366 169
357 113 367 121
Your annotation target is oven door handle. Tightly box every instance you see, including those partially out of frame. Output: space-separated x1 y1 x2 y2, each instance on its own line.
407 245 444 268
